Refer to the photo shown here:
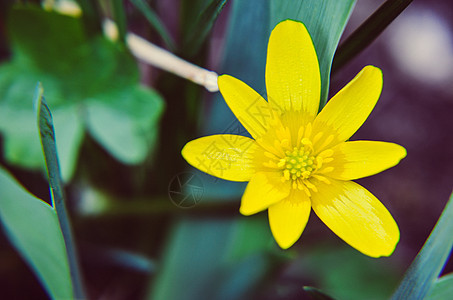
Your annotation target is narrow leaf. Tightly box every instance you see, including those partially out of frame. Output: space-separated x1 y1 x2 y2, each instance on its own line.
130 0 176 51
200 0 270 200
111 0 127 44
332 0 413 73
425 273 453 300
34 83 86 299
304 286 337 300
0 167 73 299
75 0 102 35
182 0 228 57
390 192 453 299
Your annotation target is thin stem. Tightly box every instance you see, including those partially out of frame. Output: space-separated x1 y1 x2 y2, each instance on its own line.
77 194 239 218
103 19 219 92
332 0 413 73
111 0 127 45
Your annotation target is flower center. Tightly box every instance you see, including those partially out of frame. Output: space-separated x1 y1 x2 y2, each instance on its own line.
278 147 316 181
256 118 335 196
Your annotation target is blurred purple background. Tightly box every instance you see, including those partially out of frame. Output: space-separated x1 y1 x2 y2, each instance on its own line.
332 0 453 274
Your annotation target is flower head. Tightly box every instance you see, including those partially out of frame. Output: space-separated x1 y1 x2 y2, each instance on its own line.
182 20 406 257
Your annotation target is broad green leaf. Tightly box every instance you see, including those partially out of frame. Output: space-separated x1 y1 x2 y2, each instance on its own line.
391 192 453 300
332 0 413 73
35 83 86 298
85 86 164 164
0 167 73 299
201 0 356 199
148 216 273 300
425 273 453 300
181 0 228 57
0 6 164 180
270 0 356 107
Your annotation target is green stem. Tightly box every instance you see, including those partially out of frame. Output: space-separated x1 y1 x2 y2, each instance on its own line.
75 0 102 36
34 83 86 299
111 0 127 45
130 0 176 51
78 194 239 218
332 0 413 73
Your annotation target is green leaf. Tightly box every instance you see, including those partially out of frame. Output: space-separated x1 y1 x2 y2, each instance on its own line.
390 192 453 300
130 0 176 51
111 0 127 44
181 0 228 57
332 0 413 73
303 286 337 300
0 167 73 299
299 246 399 300
85 86 164 164
0 6 164 180
148 216 273 300
74 0 102 36
425 273 453 300
35 83 86 298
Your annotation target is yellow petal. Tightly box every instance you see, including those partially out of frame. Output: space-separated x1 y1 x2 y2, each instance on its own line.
266 20 320 119
312 66 383 148
182 135 257 181
311 179 399 257
218 75 277 139
327 141 407 180
240 172 291 216
268 189 311 249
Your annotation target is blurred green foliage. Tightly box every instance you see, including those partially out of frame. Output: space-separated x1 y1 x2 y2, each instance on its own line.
0 5 164 181
391 192 453 300
149 216 274 299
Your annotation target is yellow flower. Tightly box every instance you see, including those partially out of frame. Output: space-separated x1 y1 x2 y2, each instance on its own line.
182 20 406 257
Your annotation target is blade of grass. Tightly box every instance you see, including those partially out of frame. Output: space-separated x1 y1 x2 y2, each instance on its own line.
75 0 102 36
390 191 453 299
182 0 228 57
111 0 127 44
332 0 413 73
130 0 176 51
304 286 337 300
34 83 86 299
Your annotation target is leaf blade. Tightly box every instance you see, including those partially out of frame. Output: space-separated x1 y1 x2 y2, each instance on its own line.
332 0 413 73
303 286 337 300
425 273 453 300
0 167 73 299
390 192 453 299
34 83 86 299
181 0 228 56
130 0 176 50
